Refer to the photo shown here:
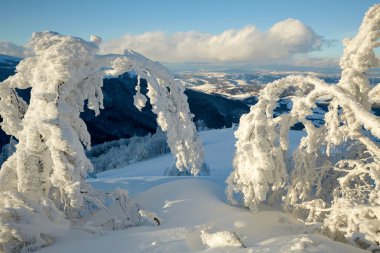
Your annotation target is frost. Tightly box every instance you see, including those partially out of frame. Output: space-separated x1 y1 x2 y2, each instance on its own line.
103 50 207 176
133 75 148 110
227 4 380 251
84 189 140 231
0 30 206 252
0 32 139 252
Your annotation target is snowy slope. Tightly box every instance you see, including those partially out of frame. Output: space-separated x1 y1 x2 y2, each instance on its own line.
37 129 366 253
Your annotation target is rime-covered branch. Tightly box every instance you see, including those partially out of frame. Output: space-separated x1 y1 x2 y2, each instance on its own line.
104 50 207 176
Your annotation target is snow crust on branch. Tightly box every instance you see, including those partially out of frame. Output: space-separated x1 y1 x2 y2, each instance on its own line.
103 50 207 176
227 4 380 251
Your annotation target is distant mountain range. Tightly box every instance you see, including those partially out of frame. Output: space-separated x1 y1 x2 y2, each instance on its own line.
81 73 249 144
1 55 379 149
176 70 380 100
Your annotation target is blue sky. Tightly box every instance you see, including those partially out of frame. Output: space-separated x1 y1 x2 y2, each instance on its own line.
0 0 378 67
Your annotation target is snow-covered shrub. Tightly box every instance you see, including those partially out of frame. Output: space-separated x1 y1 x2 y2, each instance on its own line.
103 51 208 176
83 188 140 231
0 191 68 253
227 4 380 251
88 129 170 173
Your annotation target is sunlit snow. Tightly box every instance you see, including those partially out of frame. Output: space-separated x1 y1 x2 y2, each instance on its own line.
36 129 365 253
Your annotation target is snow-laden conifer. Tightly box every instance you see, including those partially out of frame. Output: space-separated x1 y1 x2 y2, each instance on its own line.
0 32 138 252
227 4 380 251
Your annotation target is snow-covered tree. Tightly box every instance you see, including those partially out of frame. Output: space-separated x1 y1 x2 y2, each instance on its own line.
103 51 208 176
0 32 139 253
0 30 206 252
227 4 380 251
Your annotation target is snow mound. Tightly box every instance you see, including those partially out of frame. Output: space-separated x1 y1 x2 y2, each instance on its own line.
200 229 244 248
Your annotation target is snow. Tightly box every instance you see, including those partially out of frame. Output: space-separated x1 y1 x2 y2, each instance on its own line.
200 229 244 248
0 5 378 252
226 5 380 250
36 128 366 253
105 50 206 176
0 32 144 252
191 83 218 92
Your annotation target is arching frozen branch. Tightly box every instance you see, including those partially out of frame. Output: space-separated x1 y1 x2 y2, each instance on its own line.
103 50 207 176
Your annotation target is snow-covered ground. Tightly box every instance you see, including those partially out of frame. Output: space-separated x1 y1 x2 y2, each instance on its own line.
37 128 366 253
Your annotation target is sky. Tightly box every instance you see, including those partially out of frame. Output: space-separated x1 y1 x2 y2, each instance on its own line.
0 0 378 69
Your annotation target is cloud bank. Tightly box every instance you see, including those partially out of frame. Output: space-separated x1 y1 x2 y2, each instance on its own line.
101 19 324 64
0 20 332 67
0 42 32 58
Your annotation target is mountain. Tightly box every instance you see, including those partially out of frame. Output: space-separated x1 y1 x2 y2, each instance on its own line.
0 59 250 147
82 73 249 144
185 89 249 129
2 56 378 148
176 70 380 100
177 71 263 99
0 54 20 82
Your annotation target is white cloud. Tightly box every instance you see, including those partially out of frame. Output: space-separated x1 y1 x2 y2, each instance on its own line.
0 20 330 67
101 19 324 64
0 42 32 58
